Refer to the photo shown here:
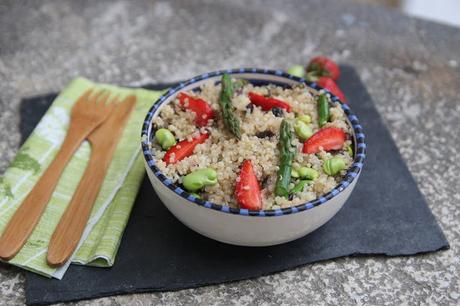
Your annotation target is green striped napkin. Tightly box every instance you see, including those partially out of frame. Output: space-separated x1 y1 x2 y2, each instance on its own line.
0 77 164 279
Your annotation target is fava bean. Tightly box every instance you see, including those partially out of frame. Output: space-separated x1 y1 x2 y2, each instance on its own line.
291 168 300 178
294 120 313 141
298 167 319 180
183 168 217 192
323 157 346 176
189 192 202 199
155 128 176 150
287 65 306 78
346 144 354 157
297 114 311 124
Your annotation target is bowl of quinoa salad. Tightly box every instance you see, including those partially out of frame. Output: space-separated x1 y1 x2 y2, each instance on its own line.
141 68 365 246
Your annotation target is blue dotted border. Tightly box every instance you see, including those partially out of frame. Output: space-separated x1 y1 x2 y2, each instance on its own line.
141 68 366 217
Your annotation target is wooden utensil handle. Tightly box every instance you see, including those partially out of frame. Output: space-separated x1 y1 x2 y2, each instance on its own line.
0 124 93 260
47 145 111 267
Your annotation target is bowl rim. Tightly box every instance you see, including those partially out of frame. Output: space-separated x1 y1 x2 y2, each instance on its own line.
141 68 366 217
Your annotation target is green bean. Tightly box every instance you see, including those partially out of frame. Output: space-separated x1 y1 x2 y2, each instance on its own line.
155 128 177 150
219 74 241 139
317 94 330 128
275 119 295 197
183 168 218 192
298 167 319 180
323 157 346 176
294 120 313 141
290 180 311 194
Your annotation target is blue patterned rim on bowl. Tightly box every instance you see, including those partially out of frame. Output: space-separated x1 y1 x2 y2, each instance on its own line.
141 68 366 217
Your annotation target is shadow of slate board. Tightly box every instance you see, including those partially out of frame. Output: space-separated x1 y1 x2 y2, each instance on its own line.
24 66 448 305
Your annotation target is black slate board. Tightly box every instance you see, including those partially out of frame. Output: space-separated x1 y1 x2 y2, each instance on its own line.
24 67 449 305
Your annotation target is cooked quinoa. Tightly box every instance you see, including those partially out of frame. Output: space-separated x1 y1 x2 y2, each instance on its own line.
151 79 354 210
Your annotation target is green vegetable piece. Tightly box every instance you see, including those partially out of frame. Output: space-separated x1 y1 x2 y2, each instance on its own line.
183 168 218 192
189 192 202 199
298 167 319 180
317 94 330 128
291 168 300 178
294 120 313 141
323 157 346 176
155 128 177 150
346 144 354 157
233 79 249 91
287 65 306 78
219 74 241 139
275 119 296 197
290 180 311 194
297 114 311 124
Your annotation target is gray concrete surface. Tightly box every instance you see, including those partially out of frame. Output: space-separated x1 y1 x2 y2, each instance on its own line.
0 0 459 304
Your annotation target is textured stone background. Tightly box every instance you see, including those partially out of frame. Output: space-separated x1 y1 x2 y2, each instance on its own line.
0 0 459 304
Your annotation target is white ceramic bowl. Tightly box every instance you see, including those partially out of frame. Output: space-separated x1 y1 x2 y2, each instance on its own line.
141 68 366 247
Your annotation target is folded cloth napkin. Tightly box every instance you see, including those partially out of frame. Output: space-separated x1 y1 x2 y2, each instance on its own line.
0 77 164 279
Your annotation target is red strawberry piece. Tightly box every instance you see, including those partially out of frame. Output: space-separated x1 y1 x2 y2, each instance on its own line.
248 92 292 112
163 133 209 165
235 160 262 210
316 77 347 103
178 92 215 127
302 127 346 154
307 56 340 81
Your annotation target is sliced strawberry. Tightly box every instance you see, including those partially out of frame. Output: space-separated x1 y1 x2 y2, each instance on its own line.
302 127 346 154
248 92 292 112
178 92 215 127
163 133 209 165
307 56 340 81
235 160 262 210
316 77 347 103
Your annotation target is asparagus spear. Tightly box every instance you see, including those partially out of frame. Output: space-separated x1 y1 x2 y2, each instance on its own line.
275 119 296 197
219 74 241 139
317 93 330 128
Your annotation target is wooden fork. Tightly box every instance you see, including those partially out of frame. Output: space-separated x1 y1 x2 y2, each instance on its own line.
47 95 136 267
0 90 115 261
